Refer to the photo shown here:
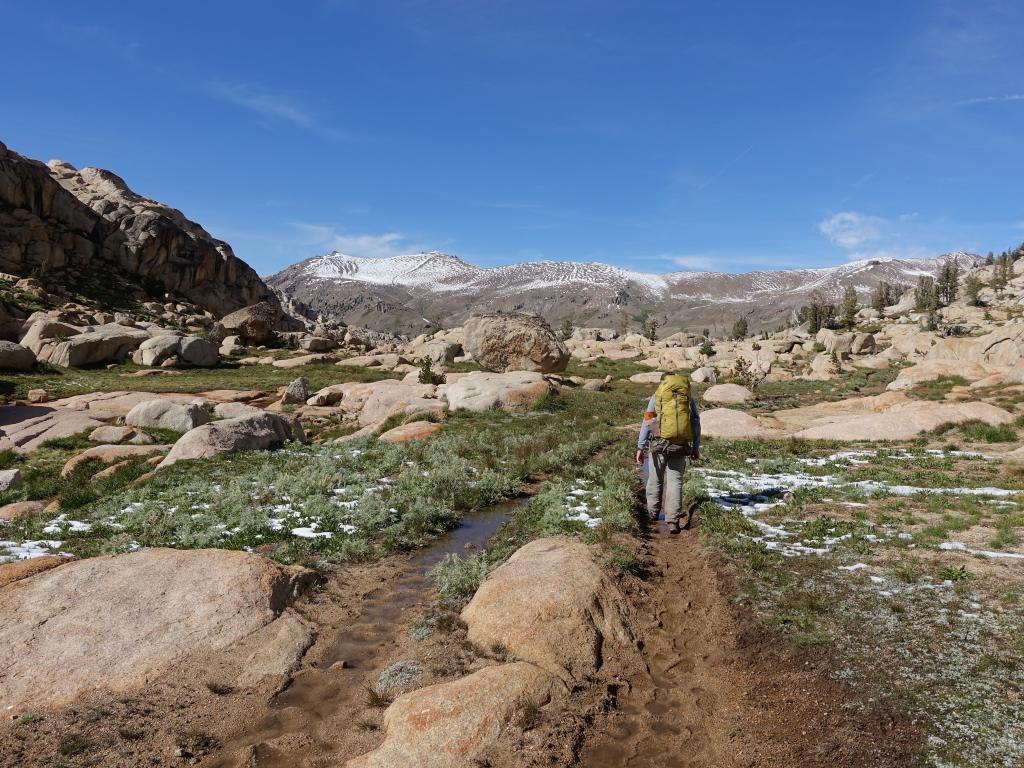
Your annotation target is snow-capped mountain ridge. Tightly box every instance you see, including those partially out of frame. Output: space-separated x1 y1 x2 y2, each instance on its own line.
269 250 979 335
306 251 483 291
297 250 973 299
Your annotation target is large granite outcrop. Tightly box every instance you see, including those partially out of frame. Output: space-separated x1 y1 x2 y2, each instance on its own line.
0 140 278 317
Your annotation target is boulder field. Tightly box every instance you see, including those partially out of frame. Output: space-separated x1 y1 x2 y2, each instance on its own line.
0 548 312 713
303 371 557 430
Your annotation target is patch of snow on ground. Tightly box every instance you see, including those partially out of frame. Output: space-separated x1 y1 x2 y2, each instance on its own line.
563 485 602 529
939 541 1024 560
41 515 92 534
0 539 63 562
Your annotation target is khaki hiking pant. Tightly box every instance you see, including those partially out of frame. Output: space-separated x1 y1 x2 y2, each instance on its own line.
646 450 687 525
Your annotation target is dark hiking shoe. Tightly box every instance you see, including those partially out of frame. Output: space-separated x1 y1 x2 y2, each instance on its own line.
668 522 681 534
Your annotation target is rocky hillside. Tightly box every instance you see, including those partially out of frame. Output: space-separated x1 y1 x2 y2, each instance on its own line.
0 140 278 318
267 250 979 335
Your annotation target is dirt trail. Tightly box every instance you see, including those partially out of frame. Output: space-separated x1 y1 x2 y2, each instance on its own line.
579 523 921 768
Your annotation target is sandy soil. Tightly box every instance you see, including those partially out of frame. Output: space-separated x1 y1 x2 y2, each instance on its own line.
576 522 923 768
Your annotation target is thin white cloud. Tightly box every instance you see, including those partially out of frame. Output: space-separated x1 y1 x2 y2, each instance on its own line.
291 222 422 258
955 93 1024 106
204 81 354 140
819 211 884 249
696 145 754 191
664 254 716 271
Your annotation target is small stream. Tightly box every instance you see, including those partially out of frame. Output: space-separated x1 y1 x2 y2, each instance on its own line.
222 496 529 767
302 495 526 677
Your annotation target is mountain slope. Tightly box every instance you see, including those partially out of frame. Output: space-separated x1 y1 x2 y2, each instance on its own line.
267 250 977 335
0 140 278 318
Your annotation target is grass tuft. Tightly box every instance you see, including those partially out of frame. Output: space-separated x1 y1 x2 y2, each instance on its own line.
364 686 393 708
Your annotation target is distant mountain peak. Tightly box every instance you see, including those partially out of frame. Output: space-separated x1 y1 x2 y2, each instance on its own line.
267 250 980 336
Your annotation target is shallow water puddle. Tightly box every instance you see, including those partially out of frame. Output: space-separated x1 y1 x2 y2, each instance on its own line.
216 495 528 767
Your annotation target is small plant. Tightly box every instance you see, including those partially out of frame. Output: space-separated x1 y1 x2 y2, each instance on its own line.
731 356 766 390
531 391 567 412
911 375 969 401
0 449 19 470
491 640 509 655
364 686 393 708
205 681 234 695
558 317 574 341
430 553 493 610
357 719 380 731
59 732 92 757
699 339 716 359
939 564 972 582
604 543 643 577
960 421 1017 443
14 712 42 726
890 559 922 583
118 727 146 741
417 357 445 385
518 698 542 730
829 350 842 375
38 432 94 451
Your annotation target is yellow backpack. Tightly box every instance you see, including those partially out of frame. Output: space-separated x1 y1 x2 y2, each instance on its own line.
655 373 693 444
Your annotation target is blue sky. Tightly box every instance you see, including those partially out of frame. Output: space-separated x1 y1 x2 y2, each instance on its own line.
4 1 1023 276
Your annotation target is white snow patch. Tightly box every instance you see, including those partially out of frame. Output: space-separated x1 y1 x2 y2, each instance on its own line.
0 539 63 561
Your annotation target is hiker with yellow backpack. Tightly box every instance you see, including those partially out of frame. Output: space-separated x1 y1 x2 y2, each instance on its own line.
634 372 701 533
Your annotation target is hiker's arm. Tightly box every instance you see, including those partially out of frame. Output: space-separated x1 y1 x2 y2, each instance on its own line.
690 396 701 459
636 395 655 463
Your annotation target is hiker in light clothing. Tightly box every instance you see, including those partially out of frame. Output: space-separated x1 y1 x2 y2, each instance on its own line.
634 373 701 533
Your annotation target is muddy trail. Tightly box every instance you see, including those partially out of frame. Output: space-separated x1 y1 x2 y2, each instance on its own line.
211 496 528 768
579 521 922 768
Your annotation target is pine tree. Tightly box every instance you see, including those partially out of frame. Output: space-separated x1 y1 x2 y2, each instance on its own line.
993 255 1011 295
937 259 960 305
870 282 893 313
797 295 836 334
840 285 858 329
985 252 995 266
915 276 938 312
643 317 659 342
731 316 749 340
558 318 573 341
964 274 983 307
